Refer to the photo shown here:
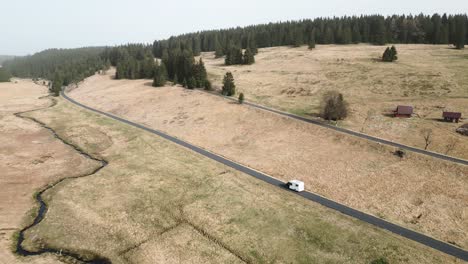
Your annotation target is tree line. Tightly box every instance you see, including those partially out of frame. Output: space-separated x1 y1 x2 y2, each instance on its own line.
3 13 467 96
101 44 210 89
3 47 109 95
0 68 11 82
152 13 467 55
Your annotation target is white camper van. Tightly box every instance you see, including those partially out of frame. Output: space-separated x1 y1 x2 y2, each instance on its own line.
287 180 304 192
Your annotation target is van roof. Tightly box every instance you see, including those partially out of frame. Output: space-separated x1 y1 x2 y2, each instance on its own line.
289 180 303 185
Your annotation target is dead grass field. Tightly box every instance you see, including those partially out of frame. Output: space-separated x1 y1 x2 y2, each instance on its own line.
69 71 468 250
20 95 461 263
0 80 101 264
201 44 468 160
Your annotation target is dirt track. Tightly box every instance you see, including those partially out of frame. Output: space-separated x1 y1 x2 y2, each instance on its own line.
69 71 468 249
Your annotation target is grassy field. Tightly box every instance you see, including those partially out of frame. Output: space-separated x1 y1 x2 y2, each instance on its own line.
18 97 461 263
201 44 468 160
0 80 100 264
69 72 468 250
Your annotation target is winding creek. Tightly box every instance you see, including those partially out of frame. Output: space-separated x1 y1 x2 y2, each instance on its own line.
13 96 111 264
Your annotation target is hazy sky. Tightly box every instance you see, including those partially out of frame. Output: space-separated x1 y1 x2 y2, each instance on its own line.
2 0 467 55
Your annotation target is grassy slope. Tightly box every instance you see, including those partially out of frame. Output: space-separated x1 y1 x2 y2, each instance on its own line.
202 44 468 160
19 98 457 263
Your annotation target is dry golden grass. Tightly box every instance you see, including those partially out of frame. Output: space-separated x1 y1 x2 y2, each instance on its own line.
20 96 461 263
0 80 100 264
69 71 468 249
201 44 468 160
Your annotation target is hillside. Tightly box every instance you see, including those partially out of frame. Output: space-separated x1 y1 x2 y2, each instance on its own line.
202 44 468 160
68 69 468 249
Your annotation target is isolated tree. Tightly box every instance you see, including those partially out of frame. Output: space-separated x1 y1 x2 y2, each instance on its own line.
382 46 398 62
445 138 458 155
222 72 236 96
238 93 244 104
320 91 348 120
421 128 433 150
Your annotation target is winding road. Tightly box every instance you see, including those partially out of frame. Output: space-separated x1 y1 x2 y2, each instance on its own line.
62 90 468 262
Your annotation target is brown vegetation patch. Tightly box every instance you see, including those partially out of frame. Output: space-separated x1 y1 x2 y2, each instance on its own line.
69 70 468 249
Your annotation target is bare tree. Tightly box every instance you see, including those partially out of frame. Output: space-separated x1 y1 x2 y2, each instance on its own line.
421 129 433 150
445 138 458 155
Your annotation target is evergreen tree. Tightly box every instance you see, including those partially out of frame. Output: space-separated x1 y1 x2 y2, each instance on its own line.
247 34 258 54
382 46 398 62
308 31 316 49
222 72 236 96
214 36 224 58
352 23 362 43
152 61 168 87
52 74 63 97
343 26 352 44
193 58 208 87
454 15 466 49
225 47 243 65
372 16 387 45
243 48 255 65
187 76 196 89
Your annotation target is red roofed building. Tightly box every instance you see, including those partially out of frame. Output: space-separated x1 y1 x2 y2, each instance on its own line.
394 105 413 118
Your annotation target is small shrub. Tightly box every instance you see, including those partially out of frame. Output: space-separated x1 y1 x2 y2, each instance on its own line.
204 80 212 91
370 257 389 264
238 93 244 104
394 149 405 158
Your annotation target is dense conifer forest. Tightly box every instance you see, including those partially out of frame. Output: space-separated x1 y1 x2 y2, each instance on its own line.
152 14 468 56
2 13 467 94
3 47 108 92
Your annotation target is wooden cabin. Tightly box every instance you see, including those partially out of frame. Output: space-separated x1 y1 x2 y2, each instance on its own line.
394 105 413 118
443 112 461 123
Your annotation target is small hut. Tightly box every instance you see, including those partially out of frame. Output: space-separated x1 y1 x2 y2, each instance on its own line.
443 112 462 123
394 105 413 118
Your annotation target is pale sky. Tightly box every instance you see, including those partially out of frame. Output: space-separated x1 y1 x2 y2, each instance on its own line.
1 0 467 55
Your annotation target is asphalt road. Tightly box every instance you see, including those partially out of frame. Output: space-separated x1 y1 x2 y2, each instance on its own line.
62 91 468 261
212 95 468 166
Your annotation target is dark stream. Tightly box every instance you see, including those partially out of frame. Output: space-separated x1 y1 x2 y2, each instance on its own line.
14 98 112 264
